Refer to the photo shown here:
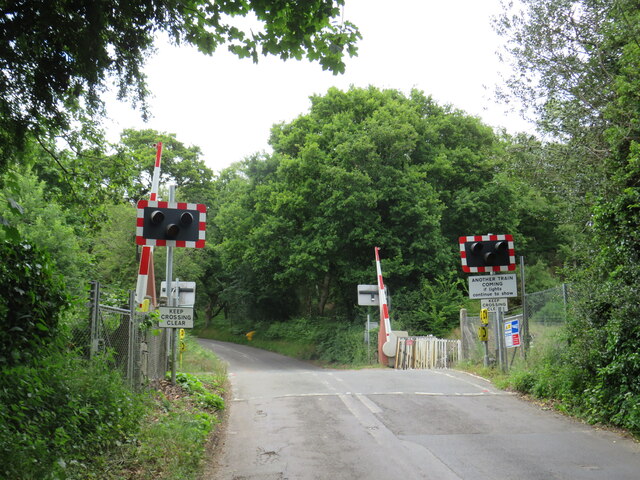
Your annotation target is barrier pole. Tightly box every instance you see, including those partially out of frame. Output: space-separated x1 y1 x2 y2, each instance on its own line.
374 247 392 365
135 142 163 307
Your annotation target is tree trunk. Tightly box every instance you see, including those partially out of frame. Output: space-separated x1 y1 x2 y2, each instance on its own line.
317 272 331 315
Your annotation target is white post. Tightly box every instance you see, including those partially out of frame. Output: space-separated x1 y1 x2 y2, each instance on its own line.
167 185 177 385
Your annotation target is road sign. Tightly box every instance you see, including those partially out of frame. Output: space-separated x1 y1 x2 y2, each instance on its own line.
161 281 196 307
357 284 379 306
158 306 194 328
504 318 521 348
468 274 518 299
481 298 509 312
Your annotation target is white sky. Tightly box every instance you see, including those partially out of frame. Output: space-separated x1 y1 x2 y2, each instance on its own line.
104 0 531 173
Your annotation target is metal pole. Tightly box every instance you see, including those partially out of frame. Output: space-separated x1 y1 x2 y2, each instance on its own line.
367 313 371 364
89 281 100 358
520 256 529 357
493 310 500 370
483 335 490 368
562 283 569 322
128 290 136 388
167 185 177 385
499 308 508 372
489 265 504 371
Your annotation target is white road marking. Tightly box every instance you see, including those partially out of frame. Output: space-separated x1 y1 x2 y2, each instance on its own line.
231 390 514 402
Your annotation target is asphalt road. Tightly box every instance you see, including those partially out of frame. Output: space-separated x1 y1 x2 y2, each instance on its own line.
198 338 640 480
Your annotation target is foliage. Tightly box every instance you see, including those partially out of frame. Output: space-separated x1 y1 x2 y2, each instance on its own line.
199 314 378 366
495 0 640 433
171 372 225 411
113 129 216 203
90 204 140 292
0 353 146 479
316 323 371 365
0 240 70 366
393 273 467 337
95 339 227 480
214 86 552 322
0 167 93 296
0 0 360 173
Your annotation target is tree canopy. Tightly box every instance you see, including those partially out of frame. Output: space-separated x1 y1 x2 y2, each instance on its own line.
0 0 360 172
212 86 563 330
496 0 640 432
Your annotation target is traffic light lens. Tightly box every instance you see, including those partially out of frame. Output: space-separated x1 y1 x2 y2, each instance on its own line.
150 210 165 225
495 241 508 253
166 223 180 238
471 242 483 254
180 212 193 225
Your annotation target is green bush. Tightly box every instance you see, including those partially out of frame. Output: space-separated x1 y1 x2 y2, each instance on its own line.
0 240 70 366
261 316 324 342
393 273 466 337
317 324 370 365
0 352 146 479
172 372 225 411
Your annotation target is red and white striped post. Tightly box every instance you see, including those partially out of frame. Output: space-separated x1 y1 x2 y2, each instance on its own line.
375 247 392 365
135 142 163 308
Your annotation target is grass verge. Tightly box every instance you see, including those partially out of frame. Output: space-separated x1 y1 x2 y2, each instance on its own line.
98 335 227 480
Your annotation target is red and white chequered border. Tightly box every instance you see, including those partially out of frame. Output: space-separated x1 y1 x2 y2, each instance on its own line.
459 234 515 273
136 200 206 248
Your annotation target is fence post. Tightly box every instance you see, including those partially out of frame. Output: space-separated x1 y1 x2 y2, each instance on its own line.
127 290 137 389
89 281 100 358
520 256 529 357
459 308 467 360
562 283 569 322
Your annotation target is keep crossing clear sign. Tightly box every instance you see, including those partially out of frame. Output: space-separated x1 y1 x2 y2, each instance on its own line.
158 306 194 328
481 298 508 312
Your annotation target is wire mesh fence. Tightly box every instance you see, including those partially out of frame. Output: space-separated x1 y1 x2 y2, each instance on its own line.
460 284 571 368
69 281 171 390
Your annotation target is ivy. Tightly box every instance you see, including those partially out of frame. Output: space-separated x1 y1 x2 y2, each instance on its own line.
0 240 70 366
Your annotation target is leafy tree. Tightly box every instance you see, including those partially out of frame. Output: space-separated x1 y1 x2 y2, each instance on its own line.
0 168 93 296
214 86 546 323
393 273 467 337
496 0 640 431
0 0 360 172
89 204 139 293
112 129 216 203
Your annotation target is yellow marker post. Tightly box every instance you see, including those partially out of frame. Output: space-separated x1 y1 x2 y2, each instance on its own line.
179 340 186 368
478 326 488 342
138 298 150 313
479 309 490 367
480 308 489 325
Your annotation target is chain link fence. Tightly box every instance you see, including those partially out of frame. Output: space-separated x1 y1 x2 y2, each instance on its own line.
460 284 571 368
65 281 170 390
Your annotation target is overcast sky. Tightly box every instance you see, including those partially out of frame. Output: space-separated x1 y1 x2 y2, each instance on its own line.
104 0 531 173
